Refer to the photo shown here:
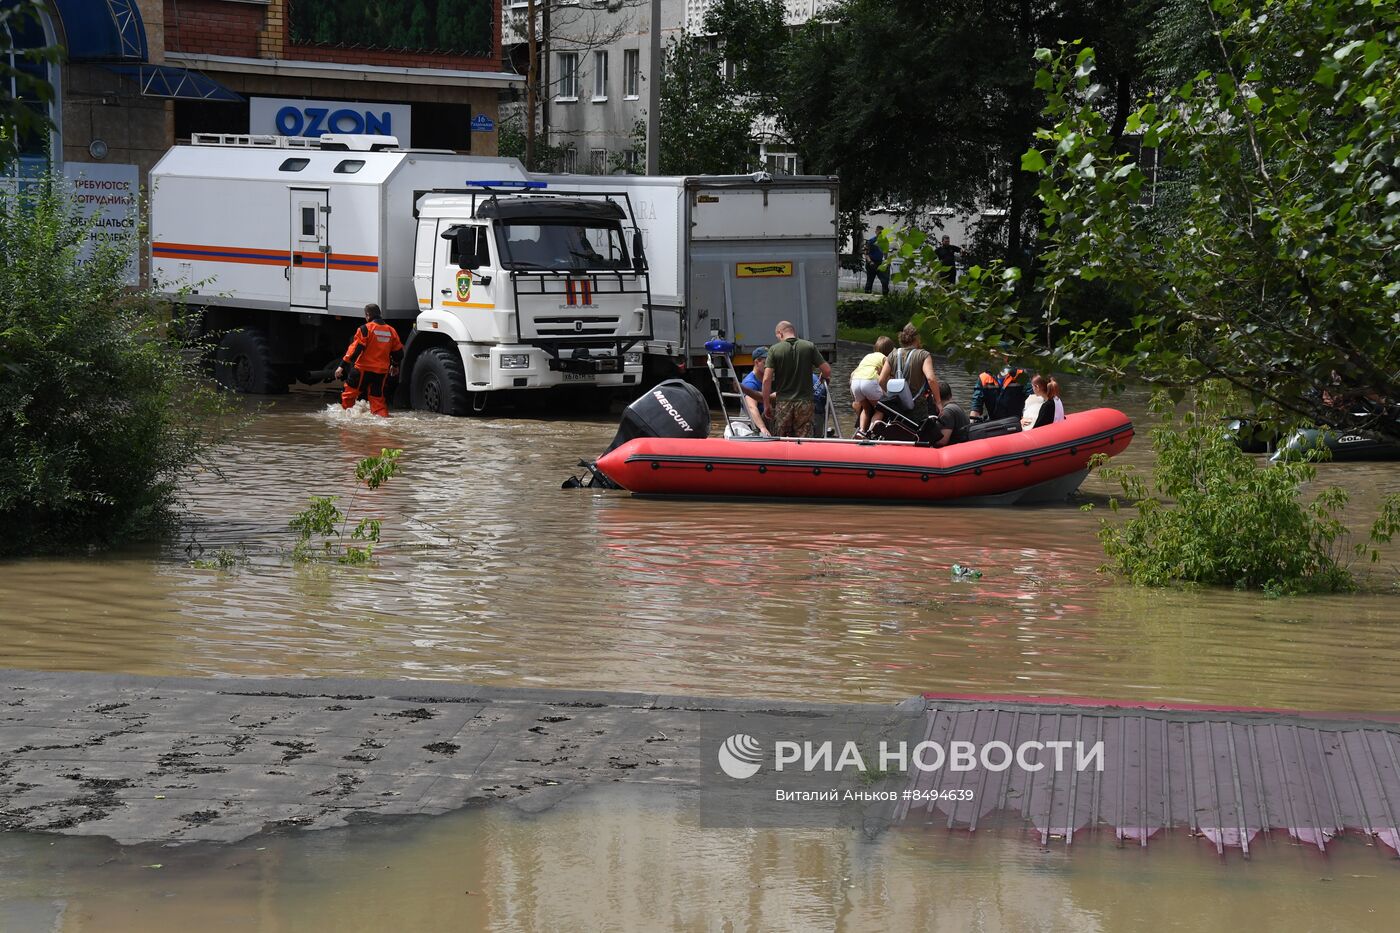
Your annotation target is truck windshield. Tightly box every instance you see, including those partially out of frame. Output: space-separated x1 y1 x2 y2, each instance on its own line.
496 222 631 272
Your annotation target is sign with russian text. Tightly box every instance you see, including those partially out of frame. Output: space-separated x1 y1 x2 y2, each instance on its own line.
62 162 138 286
251 97 412 141
470 113 495 132
735 261 793 278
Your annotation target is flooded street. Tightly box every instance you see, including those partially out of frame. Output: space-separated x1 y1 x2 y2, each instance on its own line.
3 370 1398 711
2 359 1399 929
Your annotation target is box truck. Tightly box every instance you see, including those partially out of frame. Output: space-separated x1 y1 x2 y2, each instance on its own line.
542 173 841 372
150 133 652 414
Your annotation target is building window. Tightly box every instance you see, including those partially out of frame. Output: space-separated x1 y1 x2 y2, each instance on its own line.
766 152 799 176
623 150 641 173
590 148 608 174
623 49 640 98
557 52 579 100
2 5 57 175
562 147 578 173
592 50 609 101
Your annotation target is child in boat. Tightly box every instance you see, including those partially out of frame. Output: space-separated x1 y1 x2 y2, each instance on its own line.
1021 374 1066 430
850 336 895 438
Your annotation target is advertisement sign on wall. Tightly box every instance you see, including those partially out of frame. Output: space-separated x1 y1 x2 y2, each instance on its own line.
250 97 413 141
62 162 139 286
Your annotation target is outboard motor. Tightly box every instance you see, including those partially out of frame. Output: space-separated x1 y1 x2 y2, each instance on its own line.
563 379 711 488
601 379 711 456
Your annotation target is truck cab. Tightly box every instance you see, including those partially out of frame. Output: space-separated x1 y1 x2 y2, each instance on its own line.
404 185 651 414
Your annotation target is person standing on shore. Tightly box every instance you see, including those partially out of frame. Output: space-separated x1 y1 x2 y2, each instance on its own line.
934 235 962 284
762 321 831 438
864 226 890 296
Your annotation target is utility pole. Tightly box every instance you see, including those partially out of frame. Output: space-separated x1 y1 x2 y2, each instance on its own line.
526 0 538 170
645 0 661 175
542 1 552 147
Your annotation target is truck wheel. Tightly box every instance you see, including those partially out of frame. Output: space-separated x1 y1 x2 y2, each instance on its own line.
411 347 470 415
213 329 287 395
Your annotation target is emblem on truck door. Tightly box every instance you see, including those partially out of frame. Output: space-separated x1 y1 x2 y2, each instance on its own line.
455 269 473 302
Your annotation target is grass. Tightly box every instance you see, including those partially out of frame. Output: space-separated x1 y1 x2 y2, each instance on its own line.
838 325 893 344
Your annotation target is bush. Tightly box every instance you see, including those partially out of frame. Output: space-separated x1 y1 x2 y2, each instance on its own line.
1095 389 1400 595
0 177 229 556
289 449 403 565
837 290 926 330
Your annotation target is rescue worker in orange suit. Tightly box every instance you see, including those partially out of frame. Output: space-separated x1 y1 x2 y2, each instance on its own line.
970 361 1030 422
335 303 403 417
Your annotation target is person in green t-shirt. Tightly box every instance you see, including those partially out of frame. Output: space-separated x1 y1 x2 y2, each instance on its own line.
761 320 832 438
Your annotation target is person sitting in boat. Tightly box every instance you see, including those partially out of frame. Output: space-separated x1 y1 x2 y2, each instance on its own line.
738 347 773 437
926 380 971 447
1020 374 1066 430
971 359 1030 422
811 372 831 437
874 324 941 429
850 336 894 438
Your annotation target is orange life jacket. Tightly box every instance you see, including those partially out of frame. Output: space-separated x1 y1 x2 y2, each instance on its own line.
979 368 1026 389
343 320 403 374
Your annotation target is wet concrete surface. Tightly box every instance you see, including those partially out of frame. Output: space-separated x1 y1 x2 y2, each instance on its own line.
0 670 906 847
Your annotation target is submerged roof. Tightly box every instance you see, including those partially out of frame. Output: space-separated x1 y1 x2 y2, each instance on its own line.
900 695 1400 857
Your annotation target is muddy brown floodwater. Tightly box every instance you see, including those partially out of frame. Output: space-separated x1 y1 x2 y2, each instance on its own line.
2 355 1399 930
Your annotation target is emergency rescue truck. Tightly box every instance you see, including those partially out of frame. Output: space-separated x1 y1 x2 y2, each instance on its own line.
150 133 653 413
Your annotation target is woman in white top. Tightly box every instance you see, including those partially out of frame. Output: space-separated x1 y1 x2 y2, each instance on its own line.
1021 374 1065 430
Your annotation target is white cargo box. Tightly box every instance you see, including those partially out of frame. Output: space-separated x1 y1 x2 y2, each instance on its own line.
541 173 840 358
150 136 529 320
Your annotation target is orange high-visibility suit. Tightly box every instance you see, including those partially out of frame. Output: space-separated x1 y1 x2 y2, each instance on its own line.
340 320 404 417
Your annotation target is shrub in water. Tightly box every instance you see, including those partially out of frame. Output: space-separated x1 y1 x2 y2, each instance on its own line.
0 177 229 556
1095 389 1399 594
289 448 403 565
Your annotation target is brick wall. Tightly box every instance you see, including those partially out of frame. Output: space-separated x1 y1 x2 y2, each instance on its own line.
290 45 500 72
164 0 264 58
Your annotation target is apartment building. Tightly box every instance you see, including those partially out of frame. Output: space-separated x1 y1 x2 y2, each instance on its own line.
502 0 837 174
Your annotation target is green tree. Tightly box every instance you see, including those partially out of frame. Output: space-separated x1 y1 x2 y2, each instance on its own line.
898 0 1400 443
498 111 571 172
776 0 1160 263
0 179 231 556
653 31 755 175
700 0 788 110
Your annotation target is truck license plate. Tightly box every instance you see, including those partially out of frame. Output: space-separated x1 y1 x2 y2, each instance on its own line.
563 372 594 381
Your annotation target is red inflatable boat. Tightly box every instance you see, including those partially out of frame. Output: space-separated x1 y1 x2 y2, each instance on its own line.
594 408 1134 504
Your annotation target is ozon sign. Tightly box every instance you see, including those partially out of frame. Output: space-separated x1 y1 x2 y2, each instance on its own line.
250 97 412 140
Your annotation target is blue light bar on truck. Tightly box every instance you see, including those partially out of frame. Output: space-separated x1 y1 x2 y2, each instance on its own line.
464 180 548 189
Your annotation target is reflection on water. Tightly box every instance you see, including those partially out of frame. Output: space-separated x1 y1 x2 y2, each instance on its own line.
0 786 1394 932
0 373 1398 711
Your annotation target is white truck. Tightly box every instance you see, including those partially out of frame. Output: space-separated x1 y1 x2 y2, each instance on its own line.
150 133 653 414
542 173 841 374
